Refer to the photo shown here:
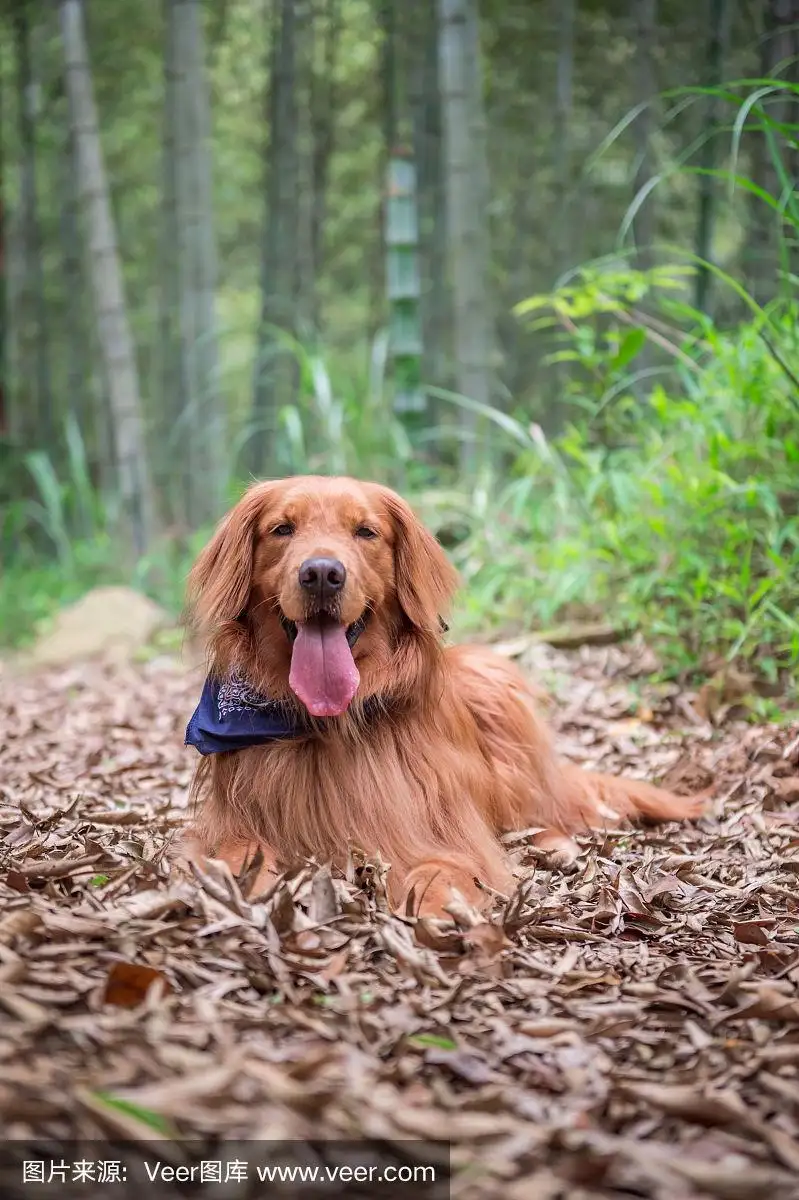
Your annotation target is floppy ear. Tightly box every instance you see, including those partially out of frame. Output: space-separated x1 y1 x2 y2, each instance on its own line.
186 482 274 633
379 487 459 635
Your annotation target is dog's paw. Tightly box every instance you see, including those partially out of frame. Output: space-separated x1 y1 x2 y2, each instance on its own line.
401 860 492 920
173 832 277 897
527 829 581 873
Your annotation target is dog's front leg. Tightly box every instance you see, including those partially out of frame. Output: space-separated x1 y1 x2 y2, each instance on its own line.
400 857 495 919
176 831 279 898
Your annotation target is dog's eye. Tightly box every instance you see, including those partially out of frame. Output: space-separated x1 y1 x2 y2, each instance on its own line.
354 526 378 540
271 523 294 537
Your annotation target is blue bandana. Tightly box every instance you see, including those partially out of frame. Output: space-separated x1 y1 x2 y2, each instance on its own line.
185 673 304 756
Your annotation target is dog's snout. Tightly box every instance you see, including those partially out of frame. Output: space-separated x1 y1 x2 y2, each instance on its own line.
298 556 347 600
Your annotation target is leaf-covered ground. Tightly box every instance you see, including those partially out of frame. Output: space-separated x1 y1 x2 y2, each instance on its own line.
1 641 799 1198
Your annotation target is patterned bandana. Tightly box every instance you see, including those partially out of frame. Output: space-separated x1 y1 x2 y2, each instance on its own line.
185 673 304 756
185 672 389 755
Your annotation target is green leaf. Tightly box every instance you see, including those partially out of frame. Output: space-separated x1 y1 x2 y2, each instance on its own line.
747 577 776 608
513 294 553 316
408 1034 457 1051
610 328 646 371
90 1092 174 1136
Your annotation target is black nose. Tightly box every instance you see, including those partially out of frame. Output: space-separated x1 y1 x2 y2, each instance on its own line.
298 557 346 600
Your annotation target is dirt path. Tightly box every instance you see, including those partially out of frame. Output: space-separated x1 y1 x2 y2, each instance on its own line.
1 643 798 1198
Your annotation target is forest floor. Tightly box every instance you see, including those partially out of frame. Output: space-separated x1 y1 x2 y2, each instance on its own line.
1 639 799 1199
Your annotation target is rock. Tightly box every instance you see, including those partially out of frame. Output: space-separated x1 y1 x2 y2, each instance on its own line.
27 586 171 668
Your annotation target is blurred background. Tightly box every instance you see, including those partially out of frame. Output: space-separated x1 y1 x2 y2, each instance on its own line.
0 0 797 684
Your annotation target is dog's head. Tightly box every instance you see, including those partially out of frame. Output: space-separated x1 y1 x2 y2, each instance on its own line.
187 476 459 717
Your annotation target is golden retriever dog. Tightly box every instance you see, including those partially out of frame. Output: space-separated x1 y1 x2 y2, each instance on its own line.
182 475 701 916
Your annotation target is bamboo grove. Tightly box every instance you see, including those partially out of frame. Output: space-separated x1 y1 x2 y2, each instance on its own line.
0 0 796 561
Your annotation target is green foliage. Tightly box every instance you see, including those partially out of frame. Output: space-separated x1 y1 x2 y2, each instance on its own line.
428 261 799 675
514 262 698 424
89 1092 175 1136
243 333 416 485
410 76 799 679
0 544 119 649
407 1034 458 1051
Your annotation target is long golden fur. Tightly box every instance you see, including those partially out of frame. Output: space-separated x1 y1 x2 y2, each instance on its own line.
182 475 701 915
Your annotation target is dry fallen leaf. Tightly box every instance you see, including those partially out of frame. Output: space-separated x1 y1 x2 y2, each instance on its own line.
103 961 172 1008
733 920 773 946
0 648 798 1196
771 776 799 804
308 866 339 924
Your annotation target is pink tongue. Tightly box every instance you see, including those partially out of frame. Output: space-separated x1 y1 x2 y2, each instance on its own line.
289 621 360 717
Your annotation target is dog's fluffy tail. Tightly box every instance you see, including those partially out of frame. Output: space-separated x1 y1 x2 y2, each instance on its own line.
563 764 707 827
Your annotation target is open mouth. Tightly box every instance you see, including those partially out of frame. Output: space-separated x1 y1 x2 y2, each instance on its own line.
280 609 369 718
279 610 368 649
